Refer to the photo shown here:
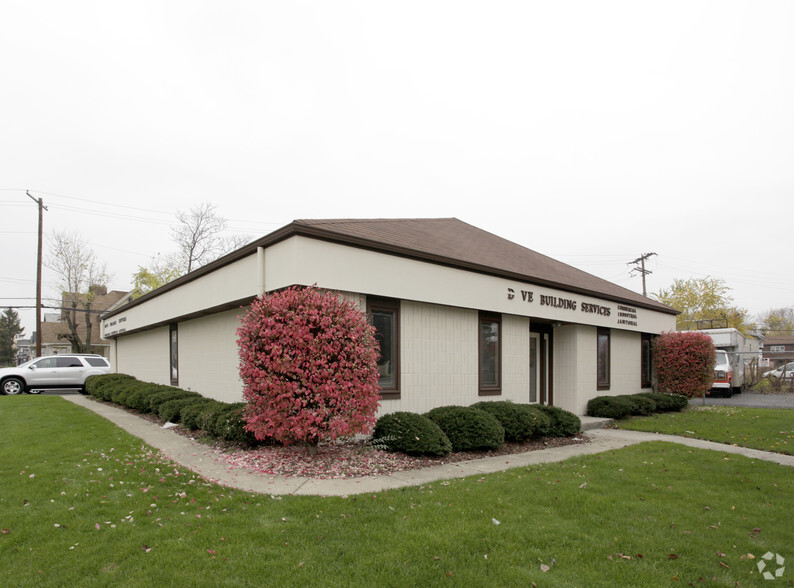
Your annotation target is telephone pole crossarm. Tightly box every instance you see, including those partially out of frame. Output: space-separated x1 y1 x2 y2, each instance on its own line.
628 252 657 297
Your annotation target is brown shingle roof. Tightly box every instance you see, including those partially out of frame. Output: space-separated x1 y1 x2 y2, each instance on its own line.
288 218 676 314
104 218 676 317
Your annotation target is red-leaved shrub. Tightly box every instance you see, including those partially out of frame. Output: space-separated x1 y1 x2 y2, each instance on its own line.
653 331 715 398
237 286 381 452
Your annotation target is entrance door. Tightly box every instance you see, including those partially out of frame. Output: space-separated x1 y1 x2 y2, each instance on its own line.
530 329 551 405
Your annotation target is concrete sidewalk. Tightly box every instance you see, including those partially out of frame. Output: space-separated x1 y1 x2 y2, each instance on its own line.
63 395 794 497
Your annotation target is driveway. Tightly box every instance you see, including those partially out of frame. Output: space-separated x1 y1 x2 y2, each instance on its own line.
689 391 794 409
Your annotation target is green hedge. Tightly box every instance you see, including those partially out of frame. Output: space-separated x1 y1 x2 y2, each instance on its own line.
373 412 452 456
635 392 688 412
587 395 636 419
587 393 689 419
535 405 581 437
470 401 548 442
425 406 505 451
83 374 259 446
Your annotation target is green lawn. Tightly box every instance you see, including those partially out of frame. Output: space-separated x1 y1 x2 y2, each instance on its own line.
615 405 794 455
1 396 792 587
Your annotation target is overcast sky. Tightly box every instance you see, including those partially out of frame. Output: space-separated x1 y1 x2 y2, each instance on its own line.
2 1 793 336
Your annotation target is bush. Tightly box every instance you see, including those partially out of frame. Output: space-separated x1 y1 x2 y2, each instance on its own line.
372 412 452 456
212 403 261 446
471 401 547 442
654 331 715 398
180 399 221 430
85 374 135 399
125 383 169 412
586 396 636 419
147 388 201 413
158 397 206 423
627 394 656 415
238 286 381 451
636 392 688 412
425 406 505 452
524 405 552 437
535 405 581 437
109 379 144 406
196 401 230 434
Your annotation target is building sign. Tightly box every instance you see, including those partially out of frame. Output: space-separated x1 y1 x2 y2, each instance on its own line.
506 287 638 327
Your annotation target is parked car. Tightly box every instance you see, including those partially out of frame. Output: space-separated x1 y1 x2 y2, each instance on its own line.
763 361 794 380
0 354 111 395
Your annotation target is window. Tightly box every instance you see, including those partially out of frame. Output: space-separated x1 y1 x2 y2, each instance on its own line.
770 345 785 352
479 313 501 395
57 357 84 368
641 333 653 388
368 297 400 398
597 328 610 390
169 324 179 386
85 357 109 367
34 357 57 369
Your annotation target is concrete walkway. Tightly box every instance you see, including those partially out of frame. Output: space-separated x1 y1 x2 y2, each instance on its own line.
63 395 794 497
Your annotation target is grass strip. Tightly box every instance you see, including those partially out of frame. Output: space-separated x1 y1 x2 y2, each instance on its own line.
1 396 792 587
616 405 794 455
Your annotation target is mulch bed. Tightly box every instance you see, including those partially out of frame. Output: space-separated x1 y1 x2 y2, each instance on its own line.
99 399 591 480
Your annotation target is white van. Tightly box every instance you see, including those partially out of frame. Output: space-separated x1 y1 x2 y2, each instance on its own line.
711 350 734 397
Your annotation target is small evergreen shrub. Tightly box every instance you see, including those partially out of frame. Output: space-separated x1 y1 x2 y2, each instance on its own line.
85 374 135 399
147 389 201 413
587 396 635 419
627 394 656 415
125 383 167 412
535 405 581 437
180 399 220 430
158 397 205 423
372 412 452 456
213 403 262 446
524 405 552 437
425 406 505 452
636 392 688 412
471 401 546 442
196 401 230 433
110 379 143 405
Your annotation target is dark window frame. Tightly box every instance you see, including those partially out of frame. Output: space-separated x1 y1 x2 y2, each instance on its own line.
367 297 400 400
641 333 653 389
597 327 611 390
478 312 502 396
169 324 179 386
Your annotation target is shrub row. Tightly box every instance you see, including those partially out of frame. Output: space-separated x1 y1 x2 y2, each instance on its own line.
85 374 259 446
586 392 688 420
372 401 582 457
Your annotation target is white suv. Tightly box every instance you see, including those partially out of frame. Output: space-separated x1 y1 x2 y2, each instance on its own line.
0 355 111 395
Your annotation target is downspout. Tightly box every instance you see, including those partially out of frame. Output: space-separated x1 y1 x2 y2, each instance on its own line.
257 246 266 295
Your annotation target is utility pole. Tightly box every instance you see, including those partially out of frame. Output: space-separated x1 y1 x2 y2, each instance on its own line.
26 190 47 358
628 252 657 297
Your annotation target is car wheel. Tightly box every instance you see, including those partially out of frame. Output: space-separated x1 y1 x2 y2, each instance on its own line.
2 377 25 395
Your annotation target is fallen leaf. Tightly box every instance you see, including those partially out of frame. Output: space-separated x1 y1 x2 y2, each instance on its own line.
719 561 729 569
207 549 216 555
1 529 10 535
491 518 501 526
141 545 151 553
668 554 680 560
540 564 550 572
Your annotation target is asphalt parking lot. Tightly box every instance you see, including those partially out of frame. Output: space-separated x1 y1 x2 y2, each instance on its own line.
690 391 794 409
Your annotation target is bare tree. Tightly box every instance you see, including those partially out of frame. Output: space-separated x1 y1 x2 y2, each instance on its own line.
170 202 251 273
47 231 111 353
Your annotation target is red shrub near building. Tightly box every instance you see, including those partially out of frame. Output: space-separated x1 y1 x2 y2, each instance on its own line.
653 331 715 398
237 286 381 453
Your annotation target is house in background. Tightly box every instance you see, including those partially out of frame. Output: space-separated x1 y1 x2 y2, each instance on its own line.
36 289 129 358
100 218 678 416
761 335 794 369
